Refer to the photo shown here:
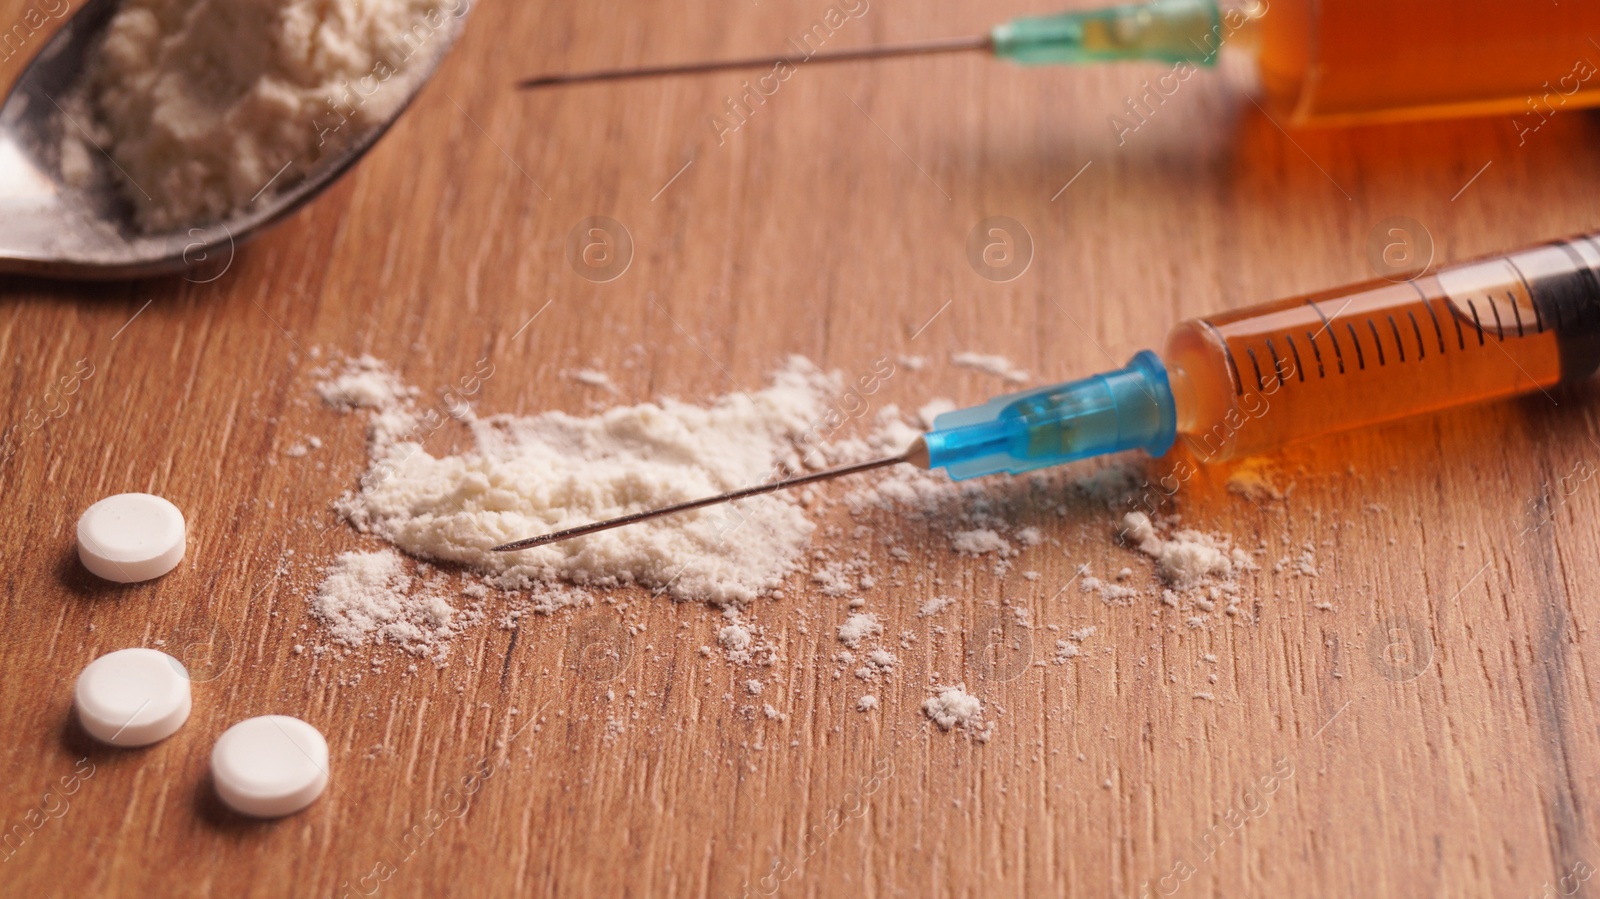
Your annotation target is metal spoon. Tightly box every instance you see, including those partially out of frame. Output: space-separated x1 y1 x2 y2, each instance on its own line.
0 0 469 280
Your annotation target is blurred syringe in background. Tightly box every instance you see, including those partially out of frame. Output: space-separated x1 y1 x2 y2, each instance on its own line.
522 0 1600 128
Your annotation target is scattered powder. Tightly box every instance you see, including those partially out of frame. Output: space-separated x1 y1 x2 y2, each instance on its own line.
837 613 882 648
1054 640 1080 663
951 528 1011 556
1119 511 1252 591
918 596 956 617
719 624 752 652
1275 543 1320 578
66 0 463 230
312 550 472 659
317 355 416 411
565 368 618 392
950 352 1028 384
1080 575 1139 604
856 695 878 712
922 684 983 731
811 561 856 597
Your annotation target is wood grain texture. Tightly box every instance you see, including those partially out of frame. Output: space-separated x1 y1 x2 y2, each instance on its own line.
5 0 1600 896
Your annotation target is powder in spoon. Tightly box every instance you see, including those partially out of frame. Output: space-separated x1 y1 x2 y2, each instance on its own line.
64 0 464 230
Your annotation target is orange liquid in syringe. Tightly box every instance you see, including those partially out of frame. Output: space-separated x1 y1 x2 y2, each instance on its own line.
1163 234 1600 462
1249 0 1600 126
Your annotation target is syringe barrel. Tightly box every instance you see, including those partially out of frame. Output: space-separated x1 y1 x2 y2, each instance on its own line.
1165 233 1600 462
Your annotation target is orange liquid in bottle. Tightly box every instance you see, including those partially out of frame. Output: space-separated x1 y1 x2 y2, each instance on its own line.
1163 235 1600 462
1248 0 1600 126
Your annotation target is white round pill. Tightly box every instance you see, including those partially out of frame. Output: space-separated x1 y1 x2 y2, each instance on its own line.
211 716 329 818
76 493 186 583
74 648 192 747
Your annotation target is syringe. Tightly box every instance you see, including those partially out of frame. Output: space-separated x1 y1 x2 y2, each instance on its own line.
493 231 1600 552
521 0 1600 128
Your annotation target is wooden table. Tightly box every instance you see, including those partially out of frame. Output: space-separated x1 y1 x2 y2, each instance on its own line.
6 1 1600 896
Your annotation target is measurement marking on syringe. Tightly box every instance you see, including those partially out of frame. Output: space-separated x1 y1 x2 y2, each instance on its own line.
1509 293 1525 337
1488 297 1506 340
1284 334 1307 382
1307 299 1347 339
1467 299 1487 344
1302 331 1326 378
1308 301 1347 373
1407 282 1448 355
1201 321 1245 396
1388 315 1406 363
1266 338 1287 387
1406 311 1426 360
1367 320 1387 365
1246 346 1266 392
1346 323 1366 370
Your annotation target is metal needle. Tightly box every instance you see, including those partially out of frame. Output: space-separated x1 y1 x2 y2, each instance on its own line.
491 441 928 552
518 35 992 89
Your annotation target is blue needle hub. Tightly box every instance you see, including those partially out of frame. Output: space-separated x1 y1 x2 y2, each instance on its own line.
921 350 1177 480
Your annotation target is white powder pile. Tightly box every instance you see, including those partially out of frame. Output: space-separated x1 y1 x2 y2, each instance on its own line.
950 352 1028 384
922 684 983 731
327 356 866 607
66 0 462 230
